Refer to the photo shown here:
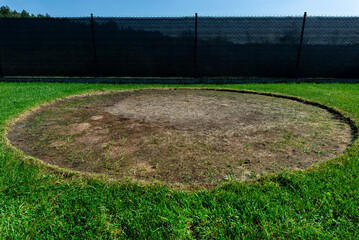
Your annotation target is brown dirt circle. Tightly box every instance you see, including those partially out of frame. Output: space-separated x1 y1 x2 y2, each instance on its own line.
7 88 353 187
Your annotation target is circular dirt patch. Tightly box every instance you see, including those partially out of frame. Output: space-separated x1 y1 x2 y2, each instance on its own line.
7 89 352 186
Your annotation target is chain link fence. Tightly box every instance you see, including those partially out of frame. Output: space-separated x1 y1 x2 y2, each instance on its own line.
0 14 359 78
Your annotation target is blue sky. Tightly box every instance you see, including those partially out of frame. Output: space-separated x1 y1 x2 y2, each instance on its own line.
2 0 359 17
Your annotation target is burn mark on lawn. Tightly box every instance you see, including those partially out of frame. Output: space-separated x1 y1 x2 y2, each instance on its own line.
7 89 353 187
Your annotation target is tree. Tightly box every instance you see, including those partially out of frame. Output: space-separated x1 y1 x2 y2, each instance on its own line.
0 5 50 18
0 6 11 17
21 10 30 18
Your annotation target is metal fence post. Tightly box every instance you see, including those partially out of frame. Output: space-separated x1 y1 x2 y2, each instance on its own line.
295 12 307 78
194 13 198 78
0 53 3 79
0 22 3 79
90 13 99 78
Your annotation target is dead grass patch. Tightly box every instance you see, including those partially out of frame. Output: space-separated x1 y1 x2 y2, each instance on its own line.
7 89 352 186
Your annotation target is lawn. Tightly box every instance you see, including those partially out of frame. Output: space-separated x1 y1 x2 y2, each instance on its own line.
0 82 358 239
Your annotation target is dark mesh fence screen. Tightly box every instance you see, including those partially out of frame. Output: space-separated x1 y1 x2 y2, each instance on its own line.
300 17 359 78
93 17 195 77
0 18 94 76
197 17 303 77
0 16 359 78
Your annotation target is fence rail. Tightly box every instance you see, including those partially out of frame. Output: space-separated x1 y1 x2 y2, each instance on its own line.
0 13 359 79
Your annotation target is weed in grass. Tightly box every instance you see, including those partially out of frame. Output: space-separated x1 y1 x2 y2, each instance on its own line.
283 131 293 142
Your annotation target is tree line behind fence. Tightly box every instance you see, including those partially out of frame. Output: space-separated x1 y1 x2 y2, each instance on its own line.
0 14 359 78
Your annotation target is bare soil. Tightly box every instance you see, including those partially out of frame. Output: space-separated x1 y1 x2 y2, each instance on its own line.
7 89 352 186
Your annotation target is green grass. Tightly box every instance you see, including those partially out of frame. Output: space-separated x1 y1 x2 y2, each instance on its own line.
0 82 359 239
